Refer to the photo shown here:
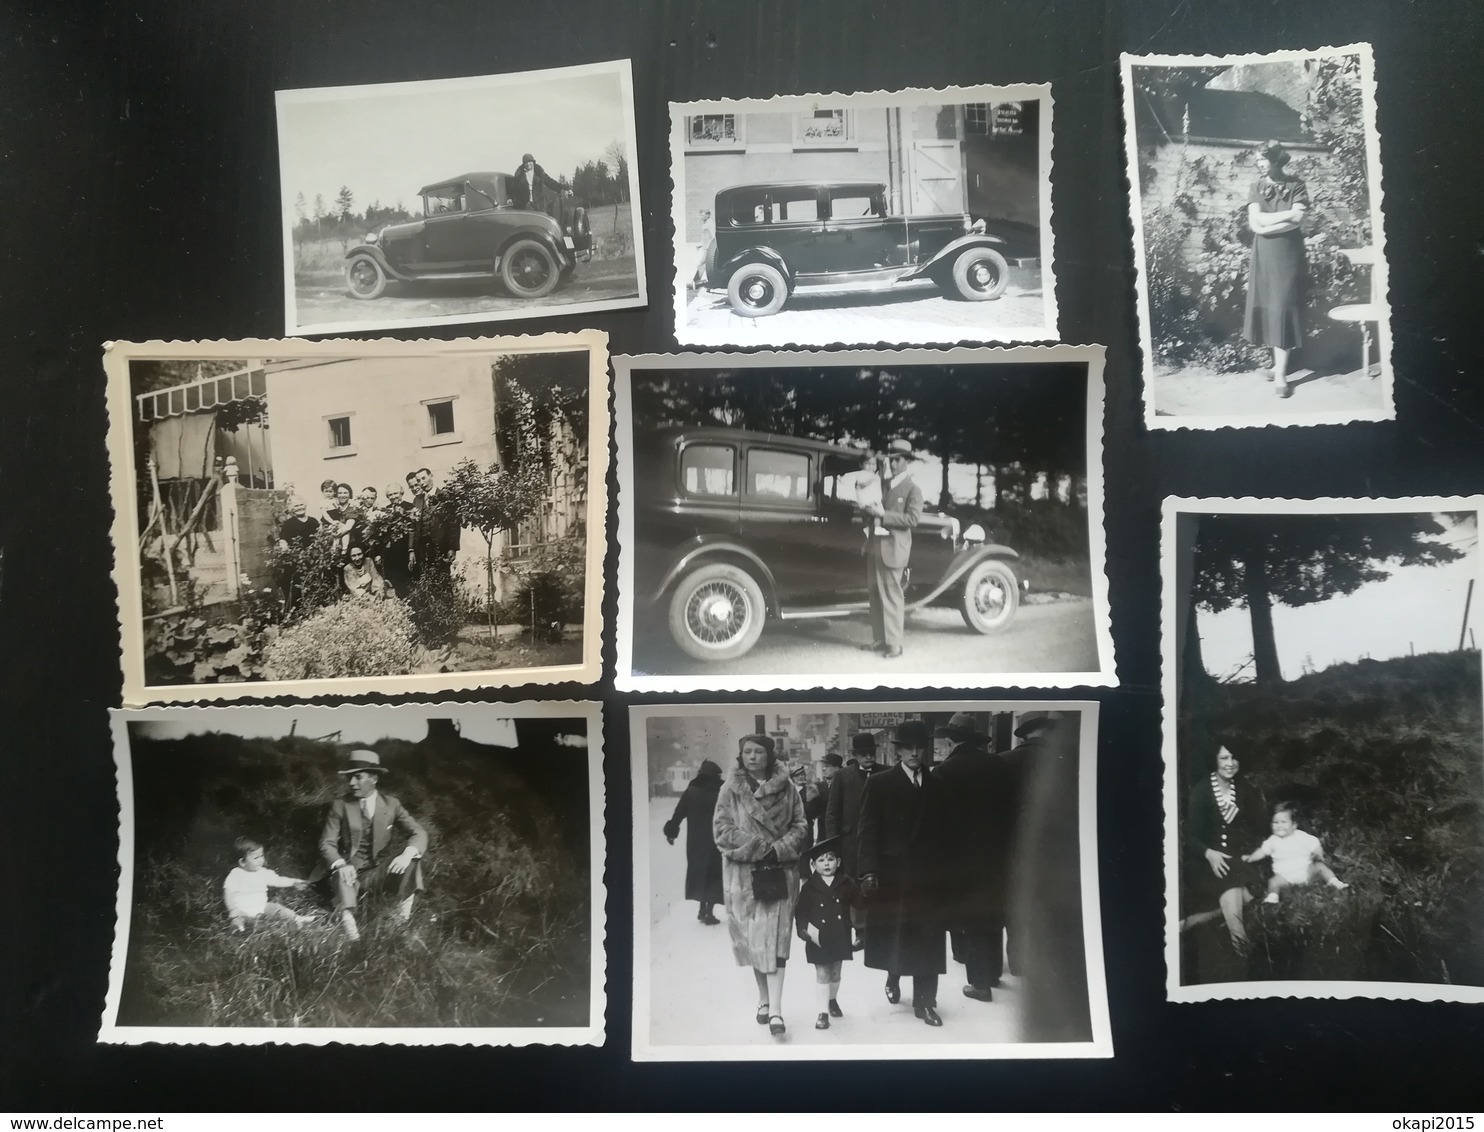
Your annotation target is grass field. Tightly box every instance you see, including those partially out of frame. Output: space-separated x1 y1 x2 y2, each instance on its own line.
1181 650 1484 987
117 726 592 1029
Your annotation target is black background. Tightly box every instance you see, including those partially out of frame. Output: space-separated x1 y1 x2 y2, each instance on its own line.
3 0 1483 1111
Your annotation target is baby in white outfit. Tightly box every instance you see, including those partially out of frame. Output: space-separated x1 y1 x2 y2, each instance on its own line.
1243 803 1348 904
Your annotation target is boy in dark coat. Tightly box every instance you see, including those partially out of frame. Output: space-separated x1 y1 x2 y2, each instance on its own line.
663 758 725 924
794 835 858 1030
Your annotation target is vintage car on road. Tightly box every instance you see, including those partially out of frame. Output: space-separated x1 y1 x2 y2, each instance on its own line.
344 171 592 301
634 426 1026 662
700 181 1035 318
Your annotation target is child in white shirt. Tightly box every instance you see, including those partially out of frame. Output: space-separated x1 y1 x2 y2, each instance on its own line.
223 837 315 931
1243 803 1348 904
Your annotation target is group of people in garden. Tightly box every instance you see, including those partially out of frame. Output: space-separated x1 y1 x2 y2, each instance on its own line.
273 468 461 605
664 711 1056 1038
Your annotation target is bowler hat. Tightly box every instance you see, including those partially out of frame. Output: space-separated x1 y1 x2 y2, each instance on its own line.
884 437 916 459
337 749 387 776
850 732 877 757
892 719 932 748
1014 710 1055 738
809 835 845 862
1258 139 1291 166
936 711 987 743
821 752 843 768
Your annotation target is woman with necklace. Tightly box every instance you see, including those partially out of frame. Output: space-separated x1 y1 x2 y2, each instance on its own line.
1182 744 1267 953
1242 140 1311 400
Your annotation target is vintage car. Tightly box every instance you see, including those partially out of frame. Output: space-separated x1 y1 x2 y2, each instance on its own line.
701 181 1033 317
343 171 592 301
634 426 1026 662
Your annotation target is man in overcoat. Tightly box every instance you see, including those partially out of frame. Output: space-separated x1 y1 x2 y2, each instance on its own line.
826 731 884 945
931 711 1016 1002
319 750 429 942
859 438 923 659
857 719 949 1026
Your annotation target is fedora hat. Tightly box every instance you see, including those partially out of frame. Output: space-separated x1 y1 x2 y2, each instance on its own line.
892 719 932 748
884 437 916 459
1014 710 1055 738
337 749 388 776
936 711 987 743
850 732 877 757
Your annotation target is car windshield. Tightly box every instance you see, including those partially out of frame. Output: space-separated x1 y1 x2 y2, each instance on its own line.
425 187 465 215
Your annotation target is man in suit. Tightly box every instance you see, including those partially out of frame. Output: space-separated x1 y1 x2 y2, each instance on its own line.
406 467 461 580
860 438 923 659
319 750 429 942
510 153 565 215
932 711 1016 1003
857 719 949 1026
826 731 885 947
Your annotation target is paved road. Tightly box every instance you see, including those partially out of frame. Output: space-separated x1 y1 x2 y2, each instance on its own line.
680 266 1048 347
631 597 1100 679
643 799 1024 1050
293 256 641 329
1153 363 1388 420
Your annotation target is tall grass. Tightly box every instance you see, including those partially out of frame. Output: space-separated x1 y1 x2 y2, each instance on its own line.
1184 650 1484 986
118 731 591 1028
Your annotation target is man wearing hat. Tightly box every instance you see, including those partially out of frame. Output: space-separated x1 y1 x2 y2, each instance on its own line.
826 732 885 945
510 152 564 214
859 438 923 660
932 711 1015 1001
856 718 949 1026
318 750 429 942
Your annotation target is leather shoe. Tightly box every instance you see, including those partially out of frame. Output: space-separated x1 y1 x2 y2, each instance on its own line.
859 642 886 652
962 985 994 1002
815 1012 830 1030
881 647 904 659
885 979 901 1005
914 1005 943 1027
828 998 842 1018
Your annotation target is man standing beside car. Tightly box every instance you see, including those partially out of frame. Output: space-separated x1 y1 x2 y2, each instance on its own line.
510 153 564 217
859 438 923 660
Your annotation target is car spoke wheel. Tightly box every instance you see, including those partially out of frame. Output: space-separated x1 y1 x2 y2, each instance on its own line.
949 247 1009 302
725 263 789 317
500 238 560 298
345 253 388 300
667 562 767 661
960 559 1020 634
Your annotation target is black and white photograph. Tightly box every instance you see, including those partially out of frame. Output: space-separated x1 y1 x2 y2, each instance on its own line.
1163 497 1484 1002
613 346 1112 693
671 85 1056 348
104 334 608 704
629 700 1110 1060
100 701 605 1045
276 60 646 336
1122 45 1392 428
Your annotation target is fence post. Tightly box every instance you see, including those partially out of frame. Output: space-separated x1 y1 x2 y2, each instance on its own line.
221 456 242 600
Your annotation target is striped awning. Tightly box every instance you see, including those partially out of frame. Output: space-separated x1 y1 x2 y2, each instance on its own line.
136 366 266 422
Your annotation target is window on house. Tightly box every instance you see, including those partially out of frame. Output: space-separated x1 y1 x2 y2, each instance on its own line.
328 416 352 448
746 448 810 502
795 108 850 145
687 114 740 147
965 103 991 135
680 444 736 496
427 400 455 435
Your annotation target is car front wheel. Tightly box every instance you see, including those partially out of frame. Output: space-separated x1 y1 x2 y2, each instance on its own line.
501 238 561 298
667 562 767 661
949 247 1010 301
345 253 388 300
960 559 1019 633
725 263 789 317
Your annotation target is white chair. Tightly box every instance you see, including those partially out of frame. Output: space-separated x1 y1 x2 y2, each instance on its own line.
1327 246 1383 378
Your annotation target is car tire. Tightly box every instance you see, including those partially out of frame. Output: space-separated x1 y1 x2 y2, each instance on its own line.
949 246 1010 301
345 253 388 300
500 238 561 298
726 263 789 317
667 562 767 661
959 559 1020 633
570 206 592 252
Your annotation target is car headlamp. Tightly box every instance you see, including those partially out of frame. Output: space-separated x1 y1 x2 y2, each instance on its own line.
365 230 380 245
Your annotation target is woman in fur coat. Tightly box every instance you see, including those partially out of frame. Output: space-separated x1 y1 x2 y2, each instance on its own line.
712 733 810 1037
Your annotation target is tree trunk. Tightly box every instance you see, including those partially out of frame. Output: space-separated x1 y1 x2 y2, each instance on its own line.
975 464 984 509
939 452 952 510
484 537 499 648
1242 545 1283 685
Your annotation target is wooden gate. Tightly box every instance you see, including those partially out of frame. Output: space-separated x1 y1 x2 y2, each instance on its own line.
909 140 966 215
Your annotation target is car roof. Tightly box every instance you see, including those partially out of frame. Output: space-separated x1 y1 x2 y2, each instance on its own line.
418 172 507 197
717 181 884 197
655 425 868 460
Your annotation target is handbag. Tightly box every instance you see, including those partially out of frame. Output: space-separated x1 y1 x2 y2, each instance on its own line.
752 861 788 903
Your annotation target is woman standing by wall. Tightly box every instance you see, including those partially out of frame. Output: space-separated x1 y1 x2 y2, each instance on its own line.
1242 140 1311 399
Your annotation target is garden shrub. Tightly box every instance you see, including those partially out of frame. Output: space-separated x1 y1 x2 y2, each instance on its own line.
144 606 278 685
405 569 466 646
264 598 420 680
505 571 572 643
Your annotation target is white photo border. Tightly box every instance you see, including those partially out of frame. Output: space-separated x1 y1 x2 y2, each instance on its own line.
104 332 610 705
1121 44 1394 430
611 344 1114 693
276 59 647 337
1161 494 1484 1002
99 699 607 1046
669 83 1058 349
629 697 1111 1061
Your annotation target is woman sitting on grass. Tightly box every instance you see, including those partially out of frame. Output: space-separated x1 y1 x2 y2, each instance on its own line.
1243 801 1349 904
1183 744 1267 953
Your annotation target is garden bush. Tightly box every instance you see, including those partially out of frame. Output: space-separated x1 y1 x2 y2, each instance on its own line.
405 569 467 646
264 598 420 680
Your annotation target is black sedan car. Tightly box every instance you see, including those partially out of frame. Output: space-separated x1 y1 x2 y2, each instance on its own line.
633 426 1025 662
701 180 1029 318
343 171 592 301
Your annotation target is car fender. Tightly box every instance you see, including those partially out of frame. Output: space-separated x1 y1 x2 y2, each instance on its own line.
651 537 780 614
906 542 1022 609
344 242 414 282
714 246 794 291
901 234 1007 282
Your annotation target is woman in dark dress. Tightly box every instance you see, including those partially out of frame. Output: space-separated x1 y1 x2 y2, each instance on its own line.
1242 140 1311 400
1183 745 1267 952
663 759 725 924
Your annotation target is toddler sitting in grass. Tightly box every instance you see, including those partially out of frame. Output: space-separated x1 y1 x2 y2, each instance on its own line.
1243 802 1349 904
223 837 316 932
